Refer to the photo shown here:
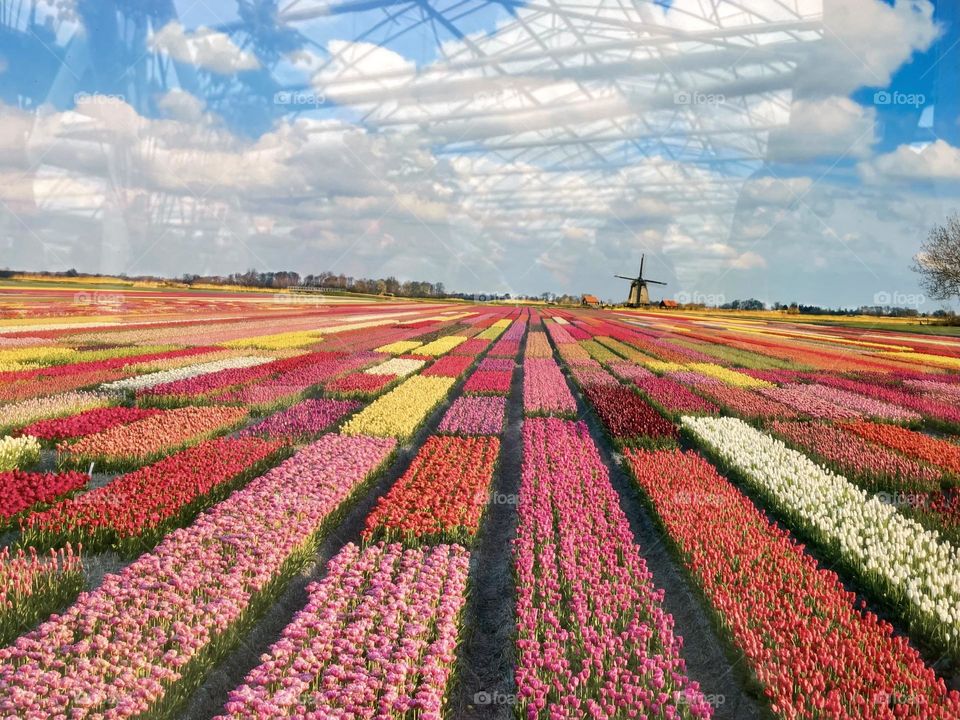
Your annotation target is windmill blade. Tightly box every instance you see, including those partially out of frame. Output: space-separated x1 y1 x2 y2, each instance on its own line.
645 280 668 286
614 275 638 280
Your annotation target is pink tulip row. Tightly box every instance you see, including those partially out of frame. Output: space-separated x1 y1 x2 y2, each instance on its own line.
0 544 83 647
768 420 943 492
523 358 577 417
515 418 713 718
692 384 799 420
0 433 397 718
636 377 719 416
239 398 361 441
816 375 960 426
437 395 506 435
216 542 470 719
607 360 654 384
759 383 863 419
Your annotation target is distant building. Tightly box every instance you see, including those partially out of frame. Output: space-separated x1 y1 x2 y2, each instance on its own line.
659 299 679 309
581 294 601 307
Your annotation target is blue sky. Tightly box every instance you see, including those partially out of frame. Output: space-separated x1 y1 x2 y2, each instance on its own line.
1 0 959 310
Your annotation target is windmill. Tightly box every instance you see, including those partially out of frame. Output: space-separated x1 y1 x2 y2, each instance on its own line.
615 255 666 307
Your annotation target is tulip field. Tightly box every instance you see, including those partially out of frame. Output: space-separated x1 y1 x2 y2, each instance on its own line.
2 285 960 718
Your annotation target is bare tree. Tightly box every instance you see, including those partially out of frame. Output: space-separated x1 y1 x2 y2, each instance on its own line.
914 214 960 301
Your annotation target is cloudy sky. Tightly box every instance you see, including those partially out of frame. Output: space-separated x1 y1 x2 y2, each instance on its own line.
0 0 958 309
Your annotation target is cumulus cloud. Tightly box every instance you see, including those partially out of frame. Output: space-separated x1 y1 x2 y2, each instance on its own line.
156 89 208 123
768 97 877 162
149 22 260 75
740 177 814 207
860 139 960 182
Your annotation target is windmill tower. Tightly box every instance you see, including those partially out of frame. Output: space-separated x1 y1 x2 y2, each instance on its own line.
615 255 666 307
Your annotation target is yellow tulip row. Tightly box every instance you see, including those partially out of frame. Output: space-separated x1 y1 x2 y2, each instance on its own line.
375 340 423 355
416 335 468 356
686 363 773 388
341 375 455 441
225 331 322 350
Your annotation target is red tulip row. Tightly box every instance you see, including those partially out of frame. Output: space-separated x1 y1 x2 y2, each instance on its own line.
841 420 960 476
625 448 960 719
581 383 678 448
17 406 160 442
0 470 89 527
691 383 798 421
325 371 396 397
463 369 513 395
362 435 500 545
23 436 286 554
421 354 475 377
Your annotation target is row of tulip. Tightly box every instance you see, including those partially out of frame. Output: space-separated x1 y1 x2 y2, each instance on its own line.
364 357 425 377
325 371 396 397
375 339 423 354
1 469 89 527
449 337 490 356
768 420 944 492
636 377 719 417
341 376 455 441
18 406 159 442
415 335 468 356
0 545 84 647
581 383 678 448
0 435 40 472
524 331 552 358
239 398 361 441
681 415 960 660
692 383 799 420
215 542 470 719
817 375 960 428
437 395 506 435
224 330 323 350
523 357 577 417
421 354 474 377
100 355 272 392
0 391 110 435
362 435 500 545
463 369 512 395
24 436 287 554
841 420 960 476
516 418 713 718
625 448 960 719
0 433 397 718
59 405 249 469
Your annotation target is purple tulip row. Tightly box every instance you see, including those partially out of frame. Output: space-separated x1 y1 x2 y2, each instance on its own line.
216 542 470 719
0 433 396 718
515 418 713 718
437 395 506 435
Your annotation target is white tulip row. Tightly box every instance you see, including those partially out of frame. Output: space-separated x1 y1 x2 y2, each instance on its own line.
681 415 960 656
100 355 273 392
363 357 426 377
0 434 40 471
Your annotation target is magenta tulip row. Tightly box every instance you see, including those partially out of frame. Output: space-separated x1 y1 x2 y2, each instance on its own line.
515 418 713 718
522 358 576 416
0 434 396 718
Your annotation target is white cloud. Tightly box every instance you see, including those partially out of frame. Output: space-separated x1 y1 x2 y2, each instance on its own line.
156 89 207 123
768 97 876 162
149 22 260 75
729 251 767 270
741 177 814 207
861 139 960 182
